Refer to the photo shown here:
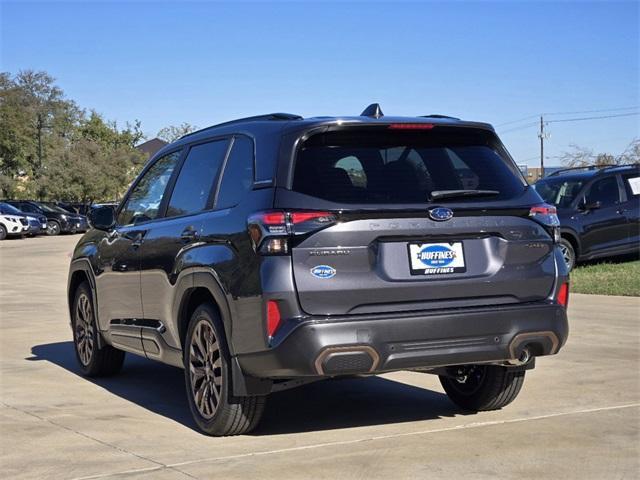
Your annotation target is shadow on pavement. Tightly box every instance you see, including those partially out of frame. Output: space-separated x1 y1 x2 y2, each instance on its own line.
29 341 460 435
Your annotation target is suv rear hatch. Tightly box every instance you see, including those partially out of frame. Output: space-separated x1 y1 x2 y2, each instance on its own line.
274 124 557 315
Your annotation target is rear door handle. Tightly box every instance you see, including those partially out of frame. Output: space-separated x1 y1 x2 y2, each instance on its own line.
181 227 199 243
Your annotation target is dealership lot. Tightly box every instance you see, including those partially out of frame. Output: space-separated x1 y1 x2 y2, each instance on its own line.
1 235 638 480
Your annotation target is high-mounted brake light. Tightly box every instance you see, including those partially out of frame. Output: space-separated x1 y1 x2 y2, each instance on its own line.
388 123 435 130
266 300 282 337
557 282 570 308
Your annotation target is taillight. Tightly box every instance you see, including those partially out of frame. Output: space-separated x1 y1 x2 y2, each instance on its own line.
529 203 561 242
266 300 282 337
388 123 435 130
247 210 337 255
557 282 570 308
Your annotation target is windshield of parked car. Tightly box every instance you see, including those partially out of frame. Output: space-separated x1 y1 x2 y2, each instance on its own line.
39 203 71 214
293 127 525 204
0 202 24 215
534 178 585 208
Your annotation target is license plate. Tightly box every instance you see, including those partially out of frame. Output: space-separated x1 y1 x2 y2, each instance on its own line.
408 242 466 275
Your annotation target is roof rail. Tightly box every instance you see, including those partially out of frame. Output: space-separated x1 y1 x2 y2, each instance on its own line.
180 113 303 140
548 163 638 177
420 114 460 120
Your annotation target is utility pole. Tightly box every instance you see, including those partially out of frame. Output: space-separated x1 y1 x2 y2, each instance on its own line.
538 115 549 178
37 113 43 177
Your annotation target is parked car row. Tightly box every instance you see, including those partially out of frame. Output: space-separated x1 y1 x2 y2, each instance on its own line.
533 164 640 270
0 200 89 240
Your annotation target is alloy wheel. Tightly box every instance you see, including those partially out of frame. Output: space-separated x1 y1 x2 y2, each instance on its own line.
559 243 574 270
189 320 223 419
74 293 95 366
47 221 60 235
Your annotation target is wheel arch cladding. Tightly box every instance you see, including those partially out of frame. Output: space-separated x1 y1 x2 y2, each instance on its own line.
176 271 234 355
561 230 581 257
68 268 91 320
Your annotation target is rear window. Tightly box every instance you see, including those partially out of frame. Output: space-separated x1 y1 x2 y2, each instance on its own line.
292 128 524 204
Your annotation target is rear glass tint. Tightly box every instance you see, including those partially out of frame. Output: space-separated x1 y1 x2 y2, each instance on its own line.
292 128 524 204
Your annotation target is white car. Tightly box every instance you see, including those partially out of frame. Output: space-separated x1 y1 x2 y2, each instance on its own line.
0 213 29 240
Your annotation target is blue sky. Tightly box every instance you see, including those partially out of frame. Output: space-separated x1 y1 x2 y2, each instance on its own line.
1 0 638 166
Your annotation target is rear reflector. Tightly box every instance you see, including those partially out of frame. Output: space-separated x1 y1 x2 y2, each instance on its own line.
388 123 435 130
557 283 569 307
266 300 282 337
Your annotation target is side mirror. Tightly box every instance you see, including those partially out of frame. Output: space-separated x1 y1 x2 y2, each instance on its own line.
89 206 116 231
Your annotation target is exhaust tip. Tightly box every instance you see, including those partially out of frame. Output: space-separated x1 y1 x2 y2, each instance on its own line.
315 346 380 375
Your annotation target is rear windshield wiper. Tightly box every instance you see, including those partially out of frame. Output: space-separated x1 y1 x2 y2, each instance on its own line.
429 189 500 201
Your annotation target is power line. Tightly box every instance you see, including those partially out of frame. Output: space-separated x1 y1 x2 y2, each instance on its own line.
543 106 639 116
499 122 539 134
495 115 539 127
547 112 639 123
496 106 639 127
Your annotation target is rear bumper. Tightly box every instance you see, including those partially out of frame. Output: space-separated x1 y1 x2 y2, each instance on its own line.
236 302 568 379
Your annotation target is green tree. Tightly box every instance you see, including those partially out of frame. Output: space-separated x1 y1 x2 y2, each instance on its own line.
157 122 197 143
0 70 146 202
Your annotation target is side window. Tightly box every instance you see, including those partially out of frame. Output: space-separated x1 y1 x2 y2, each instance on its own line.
585 176 620 208
216 137 254 209
622 173 640 199
118 151 181 225
166 139 229 218
334 156 367 188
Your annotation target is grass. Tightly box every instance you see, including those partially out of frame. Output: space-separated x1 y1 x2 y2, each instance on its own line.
571 253 640 296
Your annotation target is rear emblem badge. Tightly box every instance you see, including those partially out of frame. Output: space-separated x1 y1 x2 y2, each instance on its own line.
310 265 336 279
429 207 454 222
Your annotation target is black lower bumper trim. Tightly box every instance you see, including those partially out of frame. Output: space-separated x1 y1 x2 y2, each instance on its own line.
236 302 568 379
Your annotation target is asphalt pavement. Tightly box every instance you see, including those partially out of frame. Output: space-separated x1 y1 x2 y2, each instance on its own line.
1 234 638 479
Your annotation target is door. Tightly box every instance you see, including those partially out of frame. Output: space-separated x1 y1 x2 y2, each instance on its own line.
96 150 182 353
139 138 230 351
620 171 640 246
578 175 628 255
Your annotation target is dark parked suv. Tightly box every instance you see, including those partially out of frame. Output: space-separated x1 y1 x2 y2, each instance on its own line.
534 164 640 270
5 200 89 235
68 106 570 435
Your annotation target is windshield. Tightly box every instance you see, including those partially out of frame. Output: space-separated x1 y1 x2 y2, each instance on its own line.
534 178 584 208
0 202 23 215
39 203 70 214
292 128 525 204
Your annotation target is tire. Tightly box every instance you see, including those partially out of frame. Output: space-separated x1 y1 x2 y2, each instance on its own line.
47 220 61 236
184 303 266 436
439 365 525 411
72 282 125 376
0 225 6 240
558 238 576 271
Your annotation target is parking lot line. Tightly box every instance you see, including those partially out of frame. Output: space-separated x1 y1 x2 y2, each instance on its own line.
71 403 639 480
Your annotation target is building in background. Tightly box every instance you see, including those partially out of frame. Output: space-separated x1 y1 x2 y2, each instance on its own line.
135 138 168 159
518 165 563 183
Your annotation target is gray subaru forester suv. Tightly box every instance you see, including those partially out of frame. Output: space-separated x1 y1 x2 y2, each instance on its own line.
68 104 569 435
